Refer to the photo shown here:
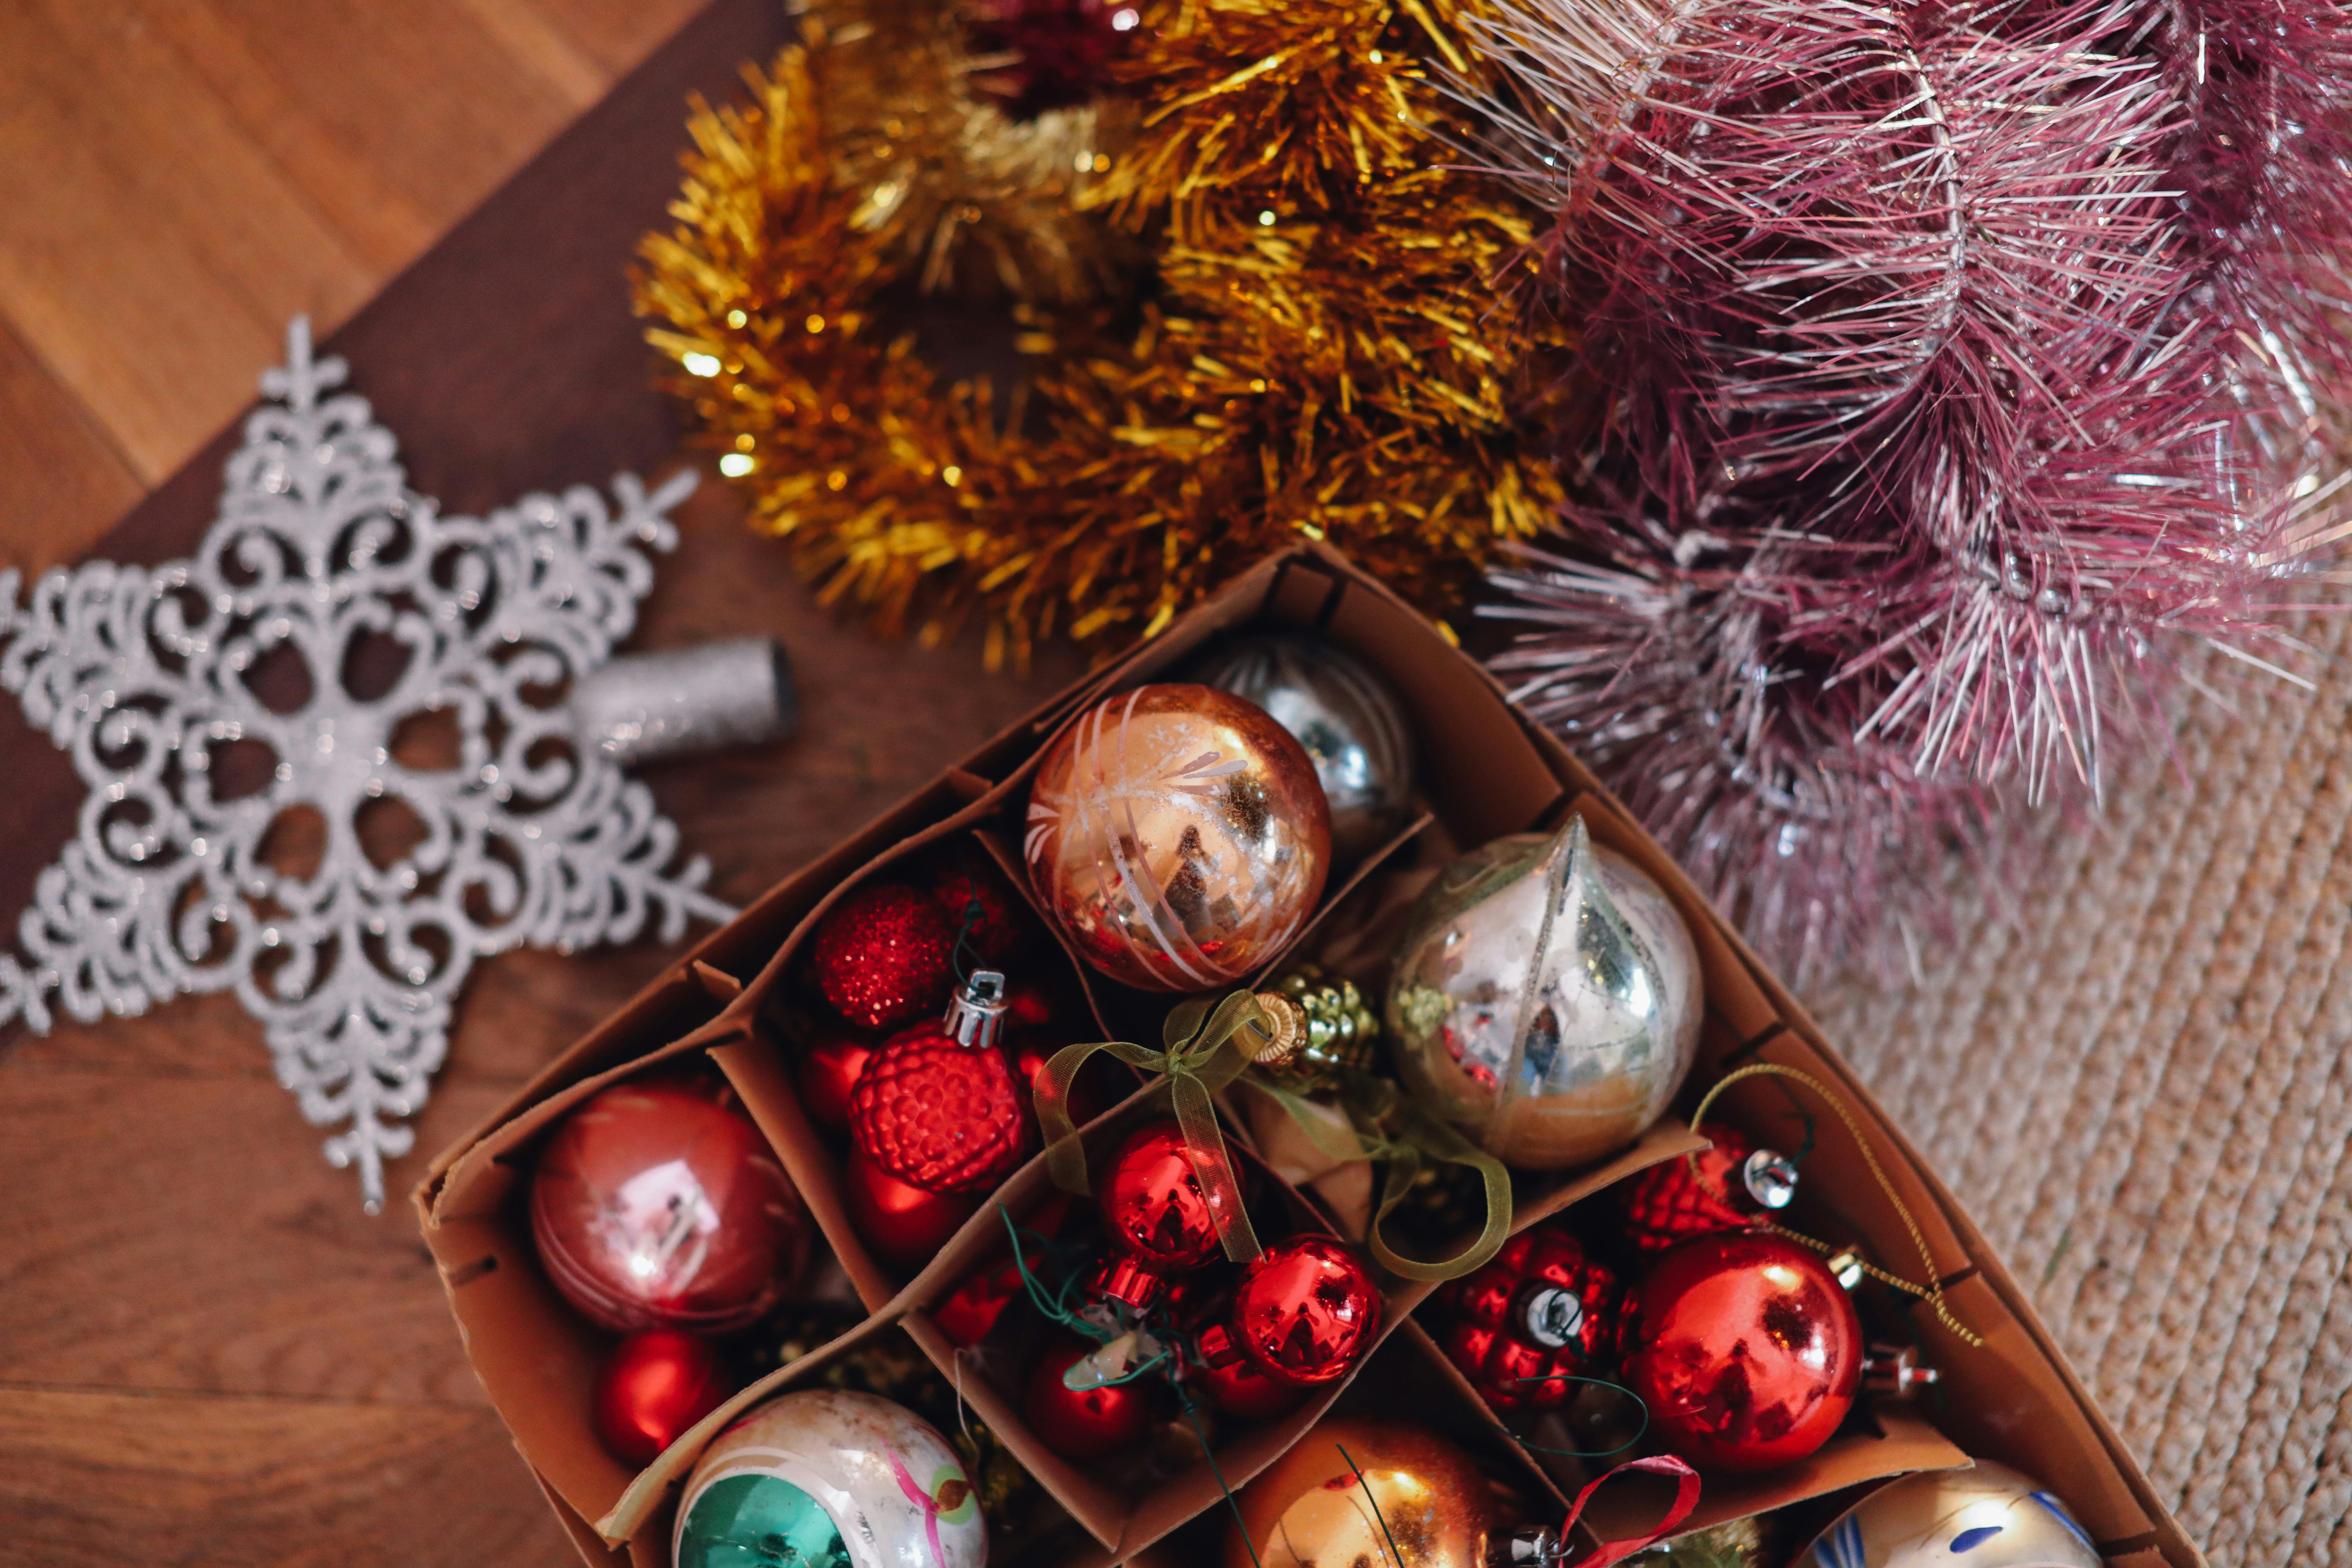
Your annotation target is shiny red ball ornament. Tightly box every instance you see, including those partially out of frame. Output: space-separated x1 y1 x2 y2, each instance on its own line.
1441 1222 1620 1412
1620 1231 1862 1472
843 1146 982 1267
593 1329 734 1466
1199 1353 1310 1421
932 856 1029 968
531 1078 809 1333
1024 1335 1157 1458
1621 1124 1800 1251
796 1029 874 1137
1091 1120 1230 1312
812 882 957 1031
1200 1235 1381 1387
849 1018 1029 1195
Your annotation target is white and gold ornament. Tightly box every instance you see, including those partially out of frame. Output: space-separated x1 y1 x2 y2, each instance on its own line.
1794 1462 2101 1568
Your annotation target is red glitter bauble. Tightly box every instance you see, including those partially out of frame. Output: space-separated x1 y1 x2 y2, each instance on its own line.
1199 1353 1309 1422
1441 1223 1619 1412
796 1029 874 1137
843 1145 982 1267
849 1021 1029 1193
531 1079 809 1333
1024 1336 1157 1458
593 1329 734 1466
1620 1231 1861 1472
811 883 957 1031
1621 1124 1797 1251
1217 1235 1380 1386
932 856 1029 968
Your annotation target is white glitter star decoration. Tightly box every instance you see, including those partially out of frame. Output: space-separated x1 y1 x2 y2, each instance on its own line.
0 318 734 1210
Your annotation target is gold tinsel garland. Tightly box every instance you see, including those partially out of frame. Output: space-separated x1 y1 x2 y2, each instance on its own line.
633 0 1567 664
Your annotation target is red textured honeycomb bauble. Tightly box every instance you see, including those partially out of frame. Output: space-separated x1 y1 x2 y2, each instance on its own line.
848 1020 1030 1194
1441 1222 1620 1413
1201 1235 1380 1387
843 1145 982 1266
931 855 1030 969
1621 1123 1799 1251
811 882 957 1031
1024 1336 1157 1458
593 1329 734 1466
1620 1231 1861 1472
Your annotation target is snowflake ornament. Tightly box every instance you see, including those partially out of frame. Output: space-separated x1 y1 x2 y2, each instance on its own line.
0 318 735 1210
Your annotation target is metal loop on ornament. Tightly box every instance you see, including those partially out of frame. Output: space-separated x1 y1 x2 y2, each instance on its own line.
568 637 797 764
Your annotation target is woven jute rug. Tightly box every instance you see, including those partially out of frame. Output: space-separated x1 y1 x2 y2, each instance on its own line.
1808 620 2352 1568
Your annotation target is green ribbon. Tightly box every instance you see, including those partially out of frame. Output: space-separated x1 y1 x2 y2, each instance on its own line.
1035 990 1272 1262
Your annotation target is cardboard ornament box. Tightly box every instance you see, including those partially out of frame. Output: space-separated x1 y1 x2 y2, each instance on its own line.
418 543 2203 1568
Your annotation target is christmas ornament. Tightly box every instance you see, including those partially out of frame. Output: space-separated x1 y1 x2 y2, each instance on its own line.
813 881 958 1031
593 1329 734 1466
1621 1123 1799 1251
845 1145 983 1267
1794 1461 2100 1568
1022 1334 1157 1457
1472 0 2352 975
1440 1220 1619 1413
531 1078 810 1333
1089 1119 1231 1311
1026 684 1331 992
1224 1416 1491 1568
636 0 1569 671
1197 1234 1381 1387
797 1027 876 1137
932 853 1029 969
850 970 1029 1192
1620 1231 1862 1472
964 0 1136 116
1196 1350 1308 1422
1189 634 1415 860
1386 814 1701 1169
0 320 751 1210
673 1390 986 1568
1250 966 1381 1088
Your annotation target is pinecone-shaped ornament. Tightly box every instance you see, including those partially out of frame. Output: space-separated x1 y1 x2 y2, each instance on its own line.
1250 965 1380 1086
849 970 1030 1194
1620 1122 1799 1251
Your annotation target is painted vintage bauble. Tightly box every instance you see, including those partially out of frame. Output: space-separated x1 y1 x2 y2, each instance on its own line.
1622 1124 1800 1251
1621 1231 1862 1472
1190 634 1415 860
1441 1221 1620 1412
1203 1235 1381 1386
849 1025 1029 1194
931 855 1030 969
1386 813 1701 1169
845 1145 983 1267
1025 684 1331 992
1224 1416 1491 1568
813 882 958 1031
674 1389 986 1568
594 1329 735 1466
1091 1120 1230 1310
531 1079 809 1333
798 1029 875 1138
1793 1462 2101 1568
1023 1335 1159 1458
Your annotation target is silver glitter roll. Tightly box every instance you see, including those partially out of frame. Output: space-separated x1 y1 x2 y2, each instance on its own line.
569 638 797 765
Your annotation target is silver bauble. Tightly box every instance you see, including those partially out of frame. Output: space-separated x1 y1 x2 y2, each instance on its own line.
1792 1461 2101 1568
1190 634 1415 859
1385 814 1701 1168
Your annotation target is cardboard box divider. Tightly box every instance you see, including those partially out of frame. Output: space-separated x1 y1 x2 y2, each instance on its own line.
420 543 2204 1568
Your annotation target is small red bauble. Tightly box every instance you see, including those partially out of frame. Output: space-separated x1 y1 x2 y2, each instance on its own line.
1024 1335 1157 1458
796 1029 874 1137
531 1078 808 1333
1091 1120 1230 1311
932 856 1029 968
812 882 957 1031
849 1022 1029 1194
1441 1222 1620 1412
1621 1124 1800 1251
843 1145 982 1266
1620 1231 1861 1472
593 1329 734 1466
1201 1234 1381 1387
1198 1353 1310 1421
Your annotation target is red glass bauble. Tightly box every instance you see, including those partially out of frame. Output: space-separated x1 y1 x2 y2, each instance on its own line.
1621 1124 1798 1251
1024 1336 1157 1458
849 1022 1030 1193
963 0 1134 116
531 1079 808 1333
1620 1231 1862 1472
1199 1352 1310 1422
843 1144 982 1267
593 1329 734 1466
932 856 1029 968
812 882 957 1031
1091 1120 1229 1311
796 1029 874 1137
1441 1222 1619 1412
1213 1235 1381 1386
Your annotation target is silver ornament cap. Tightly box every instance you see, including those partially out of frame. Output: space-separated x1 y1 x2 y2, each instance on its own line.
1385 813 1702 1169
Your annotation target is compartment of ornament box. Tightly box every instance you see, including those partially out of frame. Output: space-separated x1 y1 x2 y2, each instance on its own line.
421 542 2204 1567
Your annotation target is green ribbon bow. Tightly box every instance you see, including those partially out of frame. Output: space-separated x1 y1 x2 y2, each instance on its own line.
1034 989 1273 1262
